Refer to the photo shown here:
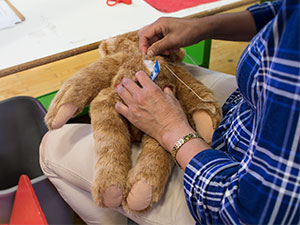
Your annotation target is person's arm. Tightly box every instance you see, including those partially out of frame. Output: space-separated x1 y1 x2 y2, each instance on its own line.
115 59 299 224
138 1 282 57
247 0 282 32
184 1 300 223
138 11 257 56
115 71 210 170
115 59 300 223
184 74 299 224
116 16 299 223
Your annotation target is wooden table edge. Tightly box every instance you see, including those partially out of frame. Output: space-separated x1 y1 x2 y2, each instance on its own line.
0 0 257 78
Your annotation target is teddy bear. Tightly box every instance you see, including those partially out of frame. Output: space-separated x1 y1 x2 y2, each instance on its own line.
44 31 222 213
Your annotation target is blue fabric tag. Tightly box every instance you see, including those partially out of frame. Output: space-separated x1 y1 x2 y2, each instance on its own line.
150 60 160 81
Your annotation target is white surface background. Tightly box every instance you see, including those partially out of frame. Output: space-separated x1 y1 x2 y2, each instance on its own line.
0 0 242 70
0 0 22 29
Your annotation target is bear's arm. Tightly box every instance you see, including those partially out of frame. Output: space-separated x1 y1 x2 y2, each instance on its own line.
45 53 127 129
172 65 222 143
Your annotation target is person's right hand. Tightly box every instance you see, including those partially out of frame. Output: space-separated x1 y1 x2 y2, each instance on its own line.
138 17 208 56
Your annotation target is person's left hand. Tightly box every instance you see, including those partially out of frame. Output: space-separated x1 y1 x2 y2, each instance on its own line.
115 71 195 151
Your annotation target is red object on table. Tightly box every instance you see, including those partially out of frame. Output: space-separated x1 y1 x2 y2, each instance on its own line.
106 0 132 7
8 175 48 225
144 0 219 13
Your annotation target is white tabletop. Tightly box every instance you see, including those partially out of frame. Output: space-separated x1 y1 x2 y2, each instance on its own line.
0 0 250 71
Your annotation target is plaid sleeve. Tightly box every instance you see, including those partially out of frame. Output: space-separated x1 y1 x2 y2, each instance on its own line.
184 85 300 224
184 0 300 224
247 0 282 31
184 150 241 224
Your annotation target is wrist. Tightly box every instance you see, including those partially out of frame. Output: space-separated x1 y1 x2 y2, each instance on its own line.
190 16 217 42
161 123 195 153
205 11 257 41
161 123 211 169
175 137 209 169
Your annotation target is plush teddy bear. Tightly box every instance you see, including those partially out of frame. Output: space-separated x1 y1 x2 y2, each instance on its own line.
45 31 222 213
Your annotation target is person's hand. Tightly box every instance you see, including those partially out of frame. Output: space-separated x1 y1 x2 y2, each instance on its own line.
115 71 195 151
138 17 208 57
138 12 257 57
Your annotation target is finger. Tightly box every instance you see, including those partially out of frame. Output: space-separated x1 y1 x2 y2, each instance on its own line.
121 78 141 96
116 82 133 105
135 71 154 88
139 35 150 55
168 48 180 54
147 35 175 56
139 34 162 55
162 48 180 55
138 24 157 55
51 103 78 129
164 87 174 95
138 24 150 37
115 101 129 118
138 25 151 54
140 25 166 56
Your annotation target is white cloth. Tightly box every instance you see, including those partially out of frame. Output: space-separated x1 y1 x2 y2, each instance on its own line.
39 64 237 225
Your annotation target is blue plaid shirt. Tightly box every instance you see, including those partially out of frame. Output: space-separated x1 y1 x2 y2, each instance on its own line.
184 0 300 224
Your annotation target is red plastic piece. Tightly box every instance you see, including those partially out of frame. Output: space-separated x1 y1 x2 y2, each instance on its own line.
106 0 132 7
120 0 132 4
144 0 217 13
8 175 48 225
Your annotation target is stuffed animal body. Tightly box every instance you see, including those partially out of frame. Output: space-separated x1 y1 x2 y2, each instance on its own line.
45 31 221 213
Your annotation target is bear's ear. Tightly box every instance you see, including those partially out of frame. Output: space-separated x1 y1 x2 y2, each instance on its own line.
123 31 139 44
98 37 118 57
98 32 140 57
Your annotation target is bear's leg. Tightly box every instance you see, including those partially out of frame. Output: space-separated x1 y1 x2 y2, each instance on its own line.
90 88 131 208
124 135 173 212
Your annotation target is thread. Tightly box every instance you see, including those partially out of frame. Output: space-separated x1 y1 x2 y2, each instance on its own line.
185 53 199 66
164 63 215 103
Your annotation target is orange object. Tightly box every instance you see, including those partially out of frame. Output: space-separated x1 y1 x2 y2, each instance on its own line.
9 175 48 225
106 0 132 7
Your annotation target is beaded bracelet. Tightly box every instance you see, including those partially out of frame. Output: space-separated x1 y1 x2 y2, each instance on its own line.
171 132 203 168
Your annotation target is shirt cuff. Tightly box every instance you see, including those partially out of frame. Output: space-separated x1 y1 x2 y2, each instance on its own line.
183 149 240 223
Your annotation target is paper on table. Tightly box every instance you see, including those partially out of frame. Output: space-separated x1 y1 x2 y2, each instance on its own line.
0 0 23 30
